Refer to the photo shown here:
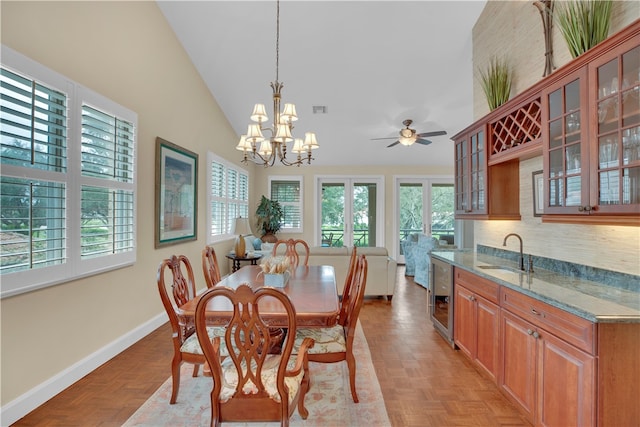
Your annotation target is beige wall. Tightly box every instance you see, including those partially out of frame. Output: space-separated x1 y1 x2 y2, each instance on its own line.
0 1 452 410
0 1 249 406
472 1 640 275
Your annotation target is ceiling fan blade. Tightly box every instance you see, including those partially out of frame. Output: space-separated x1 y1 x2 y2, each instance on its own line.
415 139 433 145
416 130 447 138
387 140 401 148
370 137 397 141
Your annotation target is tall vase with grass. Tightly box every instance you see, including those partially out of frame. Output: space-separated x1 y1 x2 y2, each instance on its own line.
478 56 513 111
554 0 612 58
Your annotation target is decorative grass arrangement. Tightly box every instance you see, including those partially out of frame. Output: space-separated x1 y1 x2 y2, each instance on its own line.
478 56 512 111
554 0 612 58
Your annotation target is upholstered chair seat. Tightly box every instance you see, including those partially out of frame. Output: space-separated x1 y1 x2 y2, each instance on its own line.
294 325 347 354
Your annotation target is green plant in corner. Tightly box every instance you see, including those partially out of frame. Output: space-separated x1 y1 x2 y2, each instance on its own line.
255 195 284 242
478 56 512 111
554 0 612 58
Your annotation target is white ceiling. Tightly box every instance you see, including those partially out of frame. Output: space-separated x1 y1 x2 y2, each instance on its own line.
157 0 487 167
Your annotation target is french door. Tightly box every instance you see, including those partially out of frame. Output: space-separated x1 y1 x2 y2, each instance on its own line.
395 177 455 263
317 177 384 248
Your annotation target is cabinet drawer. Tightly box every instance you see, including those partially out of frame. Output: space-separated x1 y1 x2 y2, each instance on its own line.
455 268 500 304
501 287 595 354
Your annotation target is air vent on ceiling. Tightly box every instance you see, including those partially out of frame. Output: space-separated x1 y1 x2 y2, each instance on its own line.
312 105 328 114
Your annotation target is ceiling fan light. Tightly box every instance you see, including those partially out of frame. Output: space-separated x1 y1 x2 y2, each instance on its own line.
400 128 413 138
303 132 319 149
250 104 268 123
399 136 415 146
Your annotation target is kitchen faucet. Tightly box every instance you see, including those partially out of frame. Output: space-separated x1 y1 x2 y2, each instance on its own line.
503 233 525 271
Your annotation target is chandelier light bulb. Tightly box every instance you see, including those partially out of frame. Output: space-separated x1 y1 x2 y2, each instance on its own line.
235 135 252 152
399 136 415 146
246 124 265 143
250 104 268 123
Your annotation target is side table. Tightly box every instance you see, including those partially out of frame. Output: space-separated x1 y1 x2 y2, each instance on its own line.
226 253 263 272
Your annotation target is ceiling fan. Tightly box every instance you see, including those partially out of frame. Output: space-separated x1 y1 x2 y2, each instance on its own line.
371 119 447 147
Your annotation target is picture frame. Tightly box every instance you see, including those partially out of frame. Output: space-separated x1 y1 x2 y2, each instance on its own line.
155 137 198 248
532 169 544 217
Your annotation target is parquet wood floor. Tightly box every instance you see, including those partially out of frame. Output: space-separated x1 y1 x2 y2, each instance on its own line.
11 267 530 426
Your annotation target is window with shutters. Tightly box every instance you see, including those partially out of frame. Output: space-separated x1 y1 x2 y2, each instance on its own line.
269 177 303 233
0 46 137 298
206 152 249 242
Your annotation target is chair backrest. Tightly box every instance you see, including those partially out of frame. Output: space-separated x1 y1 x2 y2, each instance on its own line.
195 284 299 423
272 238 310 268
342 255 368 343
157 254 198 343
202 245 221 288
338 246 358 326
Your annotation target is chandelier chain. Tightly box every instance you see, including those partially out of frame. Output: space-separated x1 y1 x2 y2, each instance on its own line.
275 0 280 83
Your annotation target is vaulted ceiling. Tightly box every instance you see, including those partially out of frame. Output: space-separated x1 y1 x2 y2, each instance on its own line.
158 1 487 166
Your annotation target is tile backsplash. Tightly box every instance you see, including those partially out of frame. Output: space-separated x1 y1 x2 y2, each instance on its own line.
474 157 640 277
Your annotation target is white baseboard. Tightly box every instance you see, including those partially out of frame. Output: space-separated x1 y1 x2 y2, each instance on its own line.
1 313 167 427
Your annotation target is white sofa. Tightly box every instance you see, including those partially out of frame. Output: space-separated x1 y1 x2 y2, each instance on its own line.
251 241 397 300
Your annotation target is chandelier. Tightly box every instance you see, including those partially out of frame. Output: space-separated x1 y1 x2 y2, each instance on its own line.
235 0 319 167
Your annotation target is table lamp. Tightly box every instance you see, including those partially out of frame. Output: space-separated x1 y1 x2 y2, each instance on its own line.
233 217 251 257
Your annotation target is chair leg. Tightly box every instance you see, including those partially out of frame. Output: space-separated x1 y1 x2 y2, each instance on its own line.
297 358 311 419
346 351 359 403
170 357 181 404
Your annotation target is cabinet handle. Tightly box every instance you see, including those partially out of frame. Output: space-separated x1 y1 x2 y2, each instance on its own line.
532 331 540 339
469 295 476 301
527 329 534 335
531 308 540 315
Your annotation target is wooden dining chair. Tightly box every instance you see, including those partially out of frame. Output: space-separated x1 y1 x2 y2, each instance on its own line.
293 254 368 402
156 254 226 404
202 245 222 288
272 238 310 268
195 284 315 427
338 246 358 325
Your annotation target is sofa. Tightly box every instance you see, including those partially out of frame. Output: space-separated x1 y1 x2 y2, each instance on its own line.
246 237 397 300
400 233 440 289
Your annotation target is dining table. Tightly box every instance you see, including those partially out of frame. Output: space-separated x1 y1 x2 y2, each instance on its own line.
178 264 340 328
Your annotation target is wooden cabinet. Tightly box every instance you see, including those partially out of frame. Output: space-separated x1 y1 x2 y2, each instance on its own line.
500 287 596 426
453 268 500 381
454 125 520 220
542 31 640 224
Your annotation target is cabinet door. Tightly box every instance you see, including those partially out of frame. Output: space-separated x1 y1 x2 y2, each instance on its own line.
537 329 595 427
454 128 486 216
453 284 476 359
589 42 640 214
500 309 537 423
542 69 590 214
476 296 499 381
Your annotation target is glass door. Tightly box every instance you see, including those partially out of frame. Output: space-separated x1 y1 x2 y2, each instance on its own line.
318 177 382 248
395 178 455 263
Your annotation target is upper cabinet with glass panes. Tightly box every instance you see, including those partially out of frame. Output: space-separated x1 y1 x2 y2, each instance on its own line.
541 26 639 224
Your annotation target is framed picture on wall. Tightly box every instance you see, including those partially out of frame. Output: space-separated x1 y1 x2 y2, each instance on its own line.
155 137 198 248
532 170 544 217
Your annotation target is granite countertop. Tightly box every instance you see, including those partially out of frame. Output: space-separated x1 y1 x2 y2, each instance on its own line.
431 250 640 323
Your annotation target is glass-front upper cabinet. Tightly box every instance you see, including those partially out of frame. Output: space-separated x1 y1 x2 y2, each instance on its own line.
590 43 640 214
542 69 589 214
455 126 486 216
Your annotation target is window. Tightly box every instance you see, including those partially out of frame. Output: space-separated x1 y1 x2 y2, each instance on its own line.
206 152 249 242
0 46 137 298
269 177 303 233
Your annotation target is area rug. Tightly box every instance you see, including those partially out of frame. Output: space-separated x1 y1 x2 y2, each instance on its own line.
123 322 390 427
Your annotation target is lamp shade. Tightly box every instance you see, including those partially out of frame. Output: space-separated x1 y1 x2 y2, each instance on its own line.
303 132 319 149
250 104 268 123
235 135 252 152
246 124 265 143
292 138 305 153
233 217 251 235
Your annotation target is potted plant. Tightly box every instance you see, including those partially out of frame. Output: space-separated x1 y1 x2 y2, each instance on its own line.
255 195 283 243
478 56 513 111
553 0 612 59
